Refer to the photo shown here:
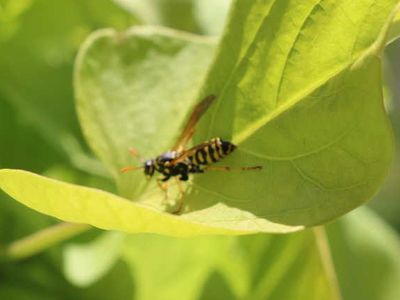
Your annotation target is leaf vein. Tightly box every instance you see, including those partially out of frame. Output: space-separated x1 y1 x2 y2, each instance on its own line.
239 127 353 161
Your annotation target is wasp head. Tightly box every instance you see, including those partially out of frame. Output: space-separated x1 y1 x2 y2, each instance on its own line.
144 159 155 178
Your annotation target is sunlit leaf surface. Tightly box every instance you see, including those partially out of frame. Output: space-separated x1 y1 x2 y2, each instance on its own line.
0 169 298 235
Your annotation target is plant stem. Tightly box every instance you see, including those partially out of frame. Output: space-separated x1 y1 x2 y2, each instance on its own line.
313 226 342 300
1 222 91 262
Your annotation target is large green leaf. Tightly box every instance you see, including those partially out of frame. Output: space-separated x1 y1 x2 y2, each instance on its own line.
78 1 398 229
186 0 397 226
74 0 398 232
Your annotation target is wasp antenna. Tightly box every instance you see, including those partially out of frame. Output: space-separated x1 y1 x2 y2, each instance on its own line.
120 166 143 173
128 147 139 156
127 147 145 163
129 147 144 159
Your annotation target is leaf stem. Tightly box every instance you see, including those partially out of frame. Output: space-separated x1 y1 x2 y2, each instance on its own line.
313 226 342 300
374 3 400 54
1 222 91 262
353 3 400 69
387 8 400 43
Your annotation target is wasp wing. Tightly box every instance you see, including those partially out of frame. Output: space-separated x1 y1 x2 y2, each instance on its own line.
170 141 213 165
172 95 216 152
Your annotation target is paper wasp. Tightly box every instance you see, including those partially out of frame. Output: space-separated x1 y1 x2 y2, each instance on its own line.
121 95 262 212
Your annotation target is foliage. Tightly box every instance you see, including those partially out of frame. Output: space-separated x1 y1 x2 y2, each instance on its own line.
1 0 400 299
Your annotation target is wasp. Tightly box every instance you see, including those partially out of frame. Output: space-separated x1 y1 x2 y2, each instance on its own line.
121 95 262 212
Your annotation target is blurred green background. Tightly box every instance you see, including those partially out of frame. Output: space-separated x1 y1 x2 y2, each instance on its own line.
1 1 400 299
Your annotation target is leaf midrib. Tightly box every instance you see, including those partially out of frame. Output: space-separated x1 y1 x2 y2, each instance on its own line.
233 54 361 145
203 0 396 146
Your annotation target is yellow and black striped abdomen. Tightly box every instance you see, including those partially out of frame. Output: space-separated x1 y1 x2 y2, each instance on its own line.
190 137 236 166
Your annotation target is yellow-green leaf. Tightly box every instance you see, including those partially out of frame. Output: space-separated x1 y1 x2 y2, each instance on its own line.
0 169 300 235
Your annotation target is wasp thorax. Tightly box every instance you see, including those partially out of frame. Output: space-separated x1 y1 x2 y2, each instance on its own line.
158 151 177 162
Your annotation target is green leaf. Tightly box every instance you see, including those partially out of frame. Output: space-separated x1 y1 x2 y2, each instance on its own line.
63 231 125 287
77 0 398 232
0 169 299 235
186 0 397 227
388 7 400 42
326 207 400 300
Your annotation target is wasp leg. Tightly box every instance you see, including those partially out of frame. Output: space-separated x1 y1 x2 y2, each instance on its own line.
189 165 204 174
179 173 189 181
205 166 262 171
172 177 186 215
156 177 169 200
161 176 171 182
172 167 190 214
175 177 186 197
